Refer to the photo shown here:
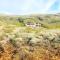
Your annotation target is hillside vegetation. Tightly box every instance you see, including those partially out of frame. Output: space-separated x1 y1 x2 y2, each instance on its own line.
0 14 60 60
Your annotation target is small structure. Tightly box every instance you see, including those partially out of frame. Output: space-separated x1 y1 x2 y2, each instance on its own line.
25 22 41 28
25 22 35 27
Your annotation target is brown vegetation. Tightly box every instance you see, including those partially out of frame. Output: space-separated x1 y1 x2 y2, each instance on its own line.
0 38 60 60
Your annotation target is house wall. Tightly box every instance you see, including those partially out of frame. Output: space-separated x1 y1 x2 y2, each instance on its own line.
25 23 41 28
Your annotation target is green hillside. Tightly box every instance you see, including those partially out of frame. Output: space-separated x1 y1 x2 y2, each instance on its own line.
0 14 60 29
0 14 60 60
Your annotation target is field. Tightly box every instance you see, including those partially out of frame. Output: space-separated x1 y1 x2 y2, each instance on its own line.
0 14 60 60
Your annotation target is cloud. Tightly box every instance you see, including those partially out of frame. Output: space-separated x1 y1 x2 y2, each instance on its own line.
45 0 57 11
46 0 60 13
0 0 59 15
0 11 14 15
19 0 57 14
45 0 57 13
20 0 34 10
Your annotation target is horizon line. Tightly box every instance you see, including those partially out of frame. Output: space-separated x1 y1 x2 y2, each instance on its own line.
0 12 60 16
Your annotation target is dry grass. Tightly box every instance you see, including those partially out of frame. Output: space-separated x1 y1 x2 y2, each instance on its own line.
0 15 60 60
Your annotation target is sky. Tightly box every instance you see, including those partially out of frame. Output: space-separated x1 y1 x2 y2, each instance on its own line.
0 0 60 15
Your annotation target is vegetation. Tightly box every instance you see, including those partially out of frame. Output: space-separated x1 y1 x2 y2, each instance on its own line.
0 14 60 60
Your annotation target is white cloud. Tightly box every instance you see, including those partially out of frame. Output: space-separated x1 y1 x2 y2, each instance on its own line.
0 0 58 15
20 0 57 14
20 0 34 11
32 0 57 13
0 11 14 15
45 0 57 13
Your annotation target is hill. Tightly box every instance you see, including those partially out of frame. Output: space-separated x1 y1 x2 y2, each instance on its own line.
0 14 60 60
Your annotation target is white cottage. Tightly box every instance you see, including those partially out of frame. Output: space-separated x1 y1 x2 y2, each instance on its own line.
25 22 41 28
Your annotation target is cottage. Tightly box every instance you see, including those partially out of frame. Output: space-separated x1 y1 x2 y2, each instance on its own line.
25 22 35 27
25 22 41 28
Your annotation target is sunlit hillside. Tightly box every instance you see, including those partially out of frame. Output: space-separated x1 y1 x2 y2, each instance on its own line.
0 14 60 60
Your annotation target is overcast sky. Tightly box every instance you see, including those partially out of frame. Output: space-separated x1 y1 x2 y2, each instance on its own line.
0 0 60 15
